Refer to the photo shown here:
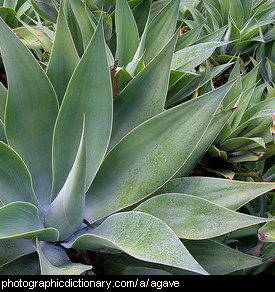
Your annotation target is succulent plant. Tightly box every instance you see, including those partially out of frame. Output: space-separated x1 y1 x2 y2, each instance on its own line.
0 0 274 275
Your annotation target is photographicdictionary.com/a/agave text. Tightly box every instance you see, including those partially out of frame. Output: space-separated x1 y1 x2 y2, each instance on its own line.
0 277 182 290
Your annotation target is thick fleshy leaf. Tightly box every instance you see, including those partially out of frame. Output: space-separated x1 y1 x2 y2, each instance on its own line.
144 0 180 64
0 120 6 143
45 121 86 241
52 18 112 199
115 0 139 66
0 81 7 121
166 62 232 108
0 239 34 268
135 193 272 239
34 238 92 275
0 202 58 242
0 142 39 207
0 17 59 207
109 31 178 149
0 253 40 275
171 41 227 71
63 211 208 275
47 3 80 105
85 82 234 222
175 109 232 177
156 177 275 211
184 239 262 275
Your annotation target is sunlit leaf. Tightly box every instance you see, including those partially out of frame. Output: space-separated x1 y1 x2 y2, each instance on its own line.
135 193 272 239
63 211 208 275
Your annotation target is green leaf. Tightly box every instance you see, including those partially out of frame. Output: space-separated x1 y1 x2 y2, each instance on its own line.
135 193 272 239
166 62 232 108
115 0 139 66
45 120 86 241
240 97 275 124
175 109 232 177
47 3 80 105
0 142 39 207
175 23 204 51
64 211 208 275
0 253 41 275
0 17 59 207
221 137 266 152
0 239 34 268
129 0 151 36
63 0 84 56
0 81 7 122
34 238 92 275
68 0 96 50
171 41 227 71
31 0 58 23
109 31 178 149
51 18 112 200
0 202 59 242
259 221 275 243
0 7 18 28
16 20 53 52
0 120 6 143
184 239 262 275
144 0 180 64
85 82 234 222
12 27 46 50
156 177 275 210
229 0 244 29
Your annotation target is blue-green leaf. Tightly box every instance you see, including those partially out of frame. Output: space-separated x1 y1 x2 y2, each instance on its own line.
0 202 58 242
52 18 112 200
85 82 235 222
45 120 86 241
63 211 208 275
0 17 59 207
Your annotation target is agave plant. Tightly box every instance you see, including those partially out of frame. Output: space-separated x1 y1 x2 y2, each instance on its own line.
0 0 275 276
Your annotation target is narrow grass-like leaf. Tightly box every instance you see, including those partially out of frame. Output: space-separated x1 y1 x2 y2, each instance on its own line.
34 238 92 275
115 0 139 66
45 120 86 241
47 3 80 105
109 31 178 149
156 177 275 210
0 202 59 242
184 239 262 275
63 211 208 275
135 193 272 239
0 17 59 207
85 83 234 222
52 18 112 199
